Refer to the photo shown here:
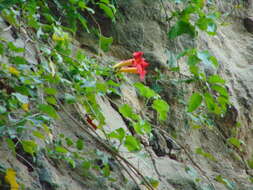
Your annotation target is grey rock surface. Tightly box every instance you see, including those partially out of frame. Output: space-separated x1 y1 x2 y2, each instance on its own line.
1 1 253 190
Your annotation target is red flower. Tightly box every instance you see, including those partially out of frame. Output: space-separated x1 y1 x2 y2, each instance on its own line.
132 52 149 80
113 51 149 80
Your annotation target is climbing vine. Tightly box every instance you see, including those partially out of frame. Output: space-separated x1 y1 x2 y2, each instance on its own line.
0 0 161 189
163 0 250 188
0 0 251 189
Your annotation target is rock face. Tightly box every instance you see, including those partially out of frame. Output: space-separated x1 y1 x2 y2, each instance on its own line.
1 1 253 190
244 17 253 33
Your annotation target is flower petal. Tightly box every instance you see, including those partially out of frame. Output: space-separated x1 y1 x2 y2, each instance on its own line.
113 59 134 68
119 67 138 73
133 51 144 59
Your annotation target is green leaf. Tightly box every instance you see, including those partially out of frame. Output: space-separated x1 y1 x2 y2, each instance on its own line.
181 5 196 16
196 17 210 31
102 164 110 177
152 99 170 121
65 138 74 146
247 159 253 169
133 120 152 135
209 56 219 67
0 0 22 11
189 65 199 76
187 50 199 64
78 1 86 8
249 177 253 184
44 87 57 95
38 104 59 119
10 56 28 65
192 0 205 8
227 137 243 149
141 177 160 189
211 85 228 97
82 160 91 170
76 139 84 150
187 55 200 76
96 83 108 93
69 0 78 4
208 75 225 84
42 13 55 24
100 35 113 52
0 43 4 55
109 128 125 142
32 131 45 140
55 146 68 154
197 50 219 67
134 82 157 98
6 138 16 154
46 96 57 105
21 140 38 156
124 136 141 152
187 93 202 112
215 175 235 189
207 22 217 35
77 14 89 32
140 121 152 134
1 9 18 27
197 50 218 68
197 50 210 62
66 158 76 168
119 104 139 121
64 93 76 104
99 2 115 20
196 16 217 35
0 105 7 114
168 20 196 39
7 42 24 53
204 93 215 112
107 80 120 87
12 93 28 104
217 96 229 108
195 147 216 161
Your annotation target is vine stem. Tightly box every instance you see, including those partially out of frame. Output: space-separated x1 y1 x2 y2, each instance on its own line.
57 100 155 190
144 146 162 180
155 126 215 187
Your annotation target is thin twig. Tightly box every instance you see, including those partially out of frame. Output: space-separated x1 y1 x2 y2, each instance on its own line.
16 153 35 171
144 146 162 180
86 11 103 57
114 156 141 189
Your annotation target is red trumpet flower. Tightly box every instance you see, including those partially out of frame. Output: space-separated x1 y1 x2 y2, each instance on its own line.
113 51 149 80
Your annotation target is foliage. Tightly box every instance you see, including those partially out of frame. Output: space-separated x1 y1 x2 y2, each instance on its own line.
0 0 244 189
1 0 116 33
4 168 19 190
134 82 170 121
0 0 119 185
168 0 220 39
167 1 244 189
165 1 231 139
0 1 168 189
195 147 216 161
215 175 236 190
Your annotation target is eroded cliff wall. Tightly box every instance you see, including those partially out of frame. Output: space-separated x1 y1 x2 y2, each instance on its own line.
0 0 253 190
